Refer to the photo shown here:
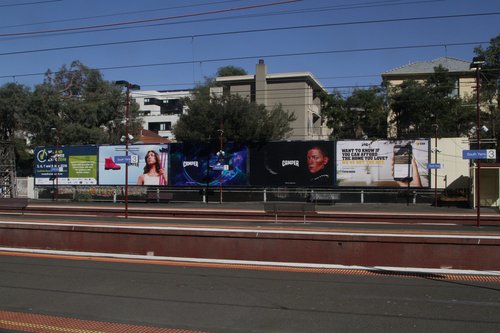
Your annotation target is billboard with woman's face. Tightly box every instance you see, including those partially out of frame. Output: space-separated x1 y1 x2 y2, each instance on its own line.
249 141 335 187
336 140 429 187
169 142 248 186
98 144 169 186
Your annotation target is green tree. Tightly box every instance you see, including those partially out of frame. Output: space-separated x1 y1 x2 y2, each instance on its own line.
345 87 387 139
388 66 474 139
474 34 500 144
216 65 247 77
320 87 387 140
0 83 32 176
174 90 295 142
0 83 30 141
24 61 141 147
319 90 346 139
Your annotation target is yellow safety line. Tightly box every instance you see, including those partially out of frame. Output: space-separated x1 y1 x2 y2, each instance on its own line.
0 319 105 333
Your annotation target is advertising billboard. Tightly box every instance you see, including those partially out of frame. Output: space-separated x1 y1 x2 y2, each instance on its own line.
169 142 248 186
34 145 98 185
336 140 429 187
98 144 169 186
249 141 335 187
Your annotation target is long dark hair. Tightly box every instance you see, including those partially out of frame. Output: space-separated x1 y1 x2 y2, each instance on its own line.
143 150 162 174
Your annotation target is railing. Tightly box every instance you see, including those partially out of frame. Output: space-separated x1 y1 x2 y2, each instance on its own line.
32 185 444 205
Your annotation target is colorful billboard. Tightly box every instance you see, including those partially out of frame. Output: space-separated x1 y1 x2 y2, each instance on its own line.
336 140 429 187
98 144 169 186
249 141 335 187
169 142 248 186
34 146 98 185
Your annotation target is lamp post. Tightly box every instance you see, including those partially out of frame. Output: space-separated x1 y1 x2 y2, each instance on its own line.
115 80 140 219
470 56 485 227
217 125 224 204
51 127 59 202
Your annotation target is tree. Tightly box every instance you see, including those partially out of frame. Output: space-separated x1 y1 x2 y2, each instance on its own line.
320 87 387 140
23 61 141 147
0 83 30 141
474 34 500 144
174 90 295 143
388 66 475 139
345 87 387 139
0 83 32 176
319 90 346 139
216 66 247 77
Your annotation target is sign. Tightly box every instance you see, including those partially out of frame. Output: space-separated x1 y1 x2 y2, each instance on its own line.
114 156 131 164
427 163 441 169
462 149 496 160
211 164 229 171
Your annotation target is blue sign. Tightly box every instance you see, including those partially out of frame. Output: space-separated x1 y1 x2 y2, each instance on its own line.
211 164 228 171
462 149 496 160
427 163 441 169
114 155 131 164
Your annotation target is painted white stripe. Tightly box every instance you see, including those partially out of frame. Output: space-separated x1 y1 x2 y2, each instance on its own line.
1 220 500 240
1 246 498 277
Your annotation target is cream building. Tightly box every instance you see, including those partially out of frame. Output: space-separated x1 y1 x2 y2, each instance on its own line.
382 56 476 138
211 60 329 141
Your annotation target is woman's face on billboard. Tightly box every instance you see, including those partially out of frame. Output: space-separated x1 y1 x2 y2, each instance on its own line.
307 148 329 173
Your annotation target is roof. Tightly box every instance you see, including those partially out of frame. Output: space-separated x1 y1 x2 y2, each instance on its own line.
216 72 326 92
382 57 472 76
135 129 171 144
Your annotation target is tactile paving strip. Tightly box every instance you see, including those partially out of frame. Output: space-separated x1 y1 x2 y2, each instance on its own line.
0 310 207 333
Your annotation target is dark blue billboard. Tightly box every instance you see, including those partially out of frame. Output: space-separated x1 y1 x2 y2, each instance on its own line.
169 142 248 186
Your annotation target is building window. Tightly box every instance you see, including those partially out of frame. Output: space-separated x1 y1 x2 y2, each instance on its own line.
148 122 172 132
160 99 183 114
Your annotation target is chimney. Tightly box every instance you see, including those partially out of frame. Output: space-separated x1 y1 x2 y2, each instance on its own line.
255 59 267 106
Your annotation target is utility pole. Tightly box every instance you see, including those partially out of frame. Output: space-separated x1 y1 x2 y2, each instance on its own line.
115 80 140 219
0 141 16 198
470 56 485 228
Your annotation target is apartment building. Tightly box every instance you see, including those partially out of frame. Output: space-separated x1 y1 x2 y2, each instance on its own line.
381 56 476 138
132 90 192 141
211 60 329 141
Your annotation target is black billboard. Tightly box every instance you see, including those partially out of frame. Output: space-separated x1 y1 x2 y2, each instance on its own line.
249 141 335 187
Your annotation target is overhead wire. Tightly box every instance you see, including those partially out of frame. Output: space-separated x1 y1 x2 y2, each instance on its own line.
0 0 447 39
0 0 62 8
0 0 301 38
0 40 489 81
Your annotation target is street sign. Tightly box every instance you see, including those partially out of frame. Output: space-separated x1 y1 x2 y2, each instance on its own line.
427 163 441 169
114 155 131 164
462 149 496 160
211 164 229 171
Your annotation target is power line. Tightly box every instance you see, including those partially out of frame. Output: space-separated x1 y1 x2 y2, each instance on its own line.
0 12 496 57
0 0 62 8
0 0 300 37
1 40 487 79
0 0 446 39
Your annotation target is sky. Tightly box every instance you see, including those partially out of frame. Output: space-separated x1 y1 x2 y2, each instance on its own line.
0 0 499 96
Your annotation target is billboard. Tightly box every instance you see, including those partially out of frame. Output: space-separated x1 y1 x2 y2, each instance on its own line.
98 144 169 186
336 140 429 187
249 141 335 187
169 142 248 186
34 145 98 185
